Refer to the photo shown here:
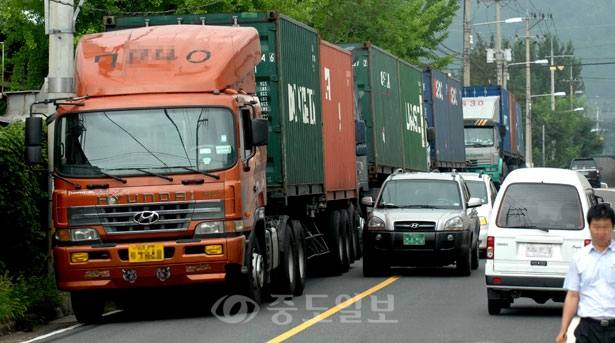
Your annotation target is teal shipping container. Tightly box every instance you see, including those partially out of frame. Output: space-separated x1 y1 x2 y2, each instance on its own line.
105 11 325 196
341 42 428 177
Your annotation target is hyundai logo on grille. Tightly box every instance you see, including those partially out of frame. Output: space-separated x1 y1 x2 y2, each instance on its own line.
133 211 160 225
410 223 420 229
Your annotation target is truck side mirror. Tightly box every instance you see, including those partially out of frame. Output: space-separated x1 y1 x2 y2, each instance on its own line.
25 117 44 165
251 118 269 146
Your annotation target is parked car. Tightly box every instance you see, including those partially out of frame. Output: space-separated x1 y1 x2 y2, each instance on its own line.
485 167 599 315
458 172 498 255
361 170 482 276
569 157 601 188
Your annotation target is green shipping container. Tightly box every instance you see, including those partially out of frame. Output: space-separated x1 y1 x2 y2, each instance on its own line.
398 60 429 172
105 11 325 196
341 42 427 175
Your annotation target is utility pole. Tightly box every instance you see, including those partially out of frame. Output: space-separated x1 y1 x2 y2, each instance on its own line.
525 16 532 167
463 0 471 86
495 0 503 86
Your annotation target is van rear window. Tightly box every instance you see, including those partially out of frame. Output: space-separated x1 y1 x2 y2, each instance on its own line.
496 183 583 230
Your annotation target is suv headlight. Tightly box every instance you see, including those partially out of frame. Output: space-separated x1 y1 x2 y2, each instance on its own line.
55 228 101 242
367 216 388 231
443 216 464 231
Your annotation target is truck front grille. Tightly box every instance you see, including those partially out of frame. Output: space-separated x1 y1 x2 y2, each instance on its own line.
67 200 224 234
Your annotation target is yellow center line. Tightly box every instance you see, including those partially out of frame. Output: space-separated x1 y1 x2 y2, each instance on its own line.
266 275 401 343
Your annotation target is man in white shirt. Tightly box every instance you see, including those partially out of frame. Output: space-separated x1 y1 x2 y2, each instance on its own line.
556 203 615 343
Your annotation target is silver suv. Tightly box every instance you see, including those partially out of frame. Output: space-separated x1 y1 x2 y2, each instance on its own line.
361 170 482 276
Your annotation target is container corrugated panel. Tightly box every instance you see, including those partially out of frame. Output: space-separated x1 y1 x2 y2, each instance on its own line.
106 11 325 195
422 67 452 168
446 74 466 168
398 61 428 172
341 42 405 174
516 101 525 159
319 40 357 198
508 92 519 156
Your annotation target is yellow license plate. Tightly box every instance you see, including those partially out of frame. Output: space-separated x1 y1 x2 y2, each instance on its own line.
128 243 164 263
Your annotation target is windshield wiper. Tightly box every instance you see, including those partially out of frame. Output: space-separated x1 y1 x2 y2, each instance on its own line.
135 168 173 182
176 166 220 180
93 167 127 184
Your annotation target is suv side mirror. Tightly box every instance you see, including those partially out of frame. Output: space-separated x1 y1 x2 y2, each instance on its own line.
467 197 482 208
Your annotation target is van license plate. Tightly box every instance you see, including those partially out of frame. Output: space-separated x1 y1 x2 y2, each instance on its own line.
526 244 552 258
404 233 425 245
129 243 164 263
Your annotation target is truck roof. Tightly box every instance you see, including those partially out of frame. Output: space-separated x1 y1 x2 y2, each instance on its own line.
75 25 261 97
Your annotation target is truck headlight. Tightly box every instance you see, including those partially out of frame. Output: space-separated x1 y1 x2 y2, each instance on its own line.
443 217 464 231
195 222 224 235
367 217 388 231
55 228 101 242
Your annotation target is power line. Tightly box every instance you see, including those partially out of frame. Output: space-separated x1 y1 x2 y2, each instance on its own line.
49 0 222 15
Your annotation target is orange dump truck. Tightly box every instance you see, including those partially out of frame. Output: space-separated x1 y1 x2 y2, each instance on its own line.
25 13 361 323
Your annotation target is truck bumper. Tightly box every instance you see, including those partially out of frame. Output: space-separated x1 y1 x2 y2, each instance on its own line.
54 235 245 291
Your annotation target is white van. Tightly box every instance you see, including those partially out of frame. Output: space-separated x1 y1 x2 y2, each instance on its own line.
485 167 600 315
459 172 498 254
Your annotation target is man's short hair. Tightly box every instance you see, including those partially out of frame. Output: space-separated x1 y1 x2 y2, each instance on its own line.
587 203 615 225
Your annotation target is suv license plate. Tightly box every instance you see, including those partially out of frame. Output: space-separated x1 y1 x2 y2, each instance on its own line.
526 243 552 258
403 233 425 246
129 243 164 263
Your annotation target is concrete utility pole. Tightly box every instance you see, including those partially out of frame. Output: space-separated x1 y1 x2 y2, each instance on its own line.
463 0 471 86
525 16 532 167
495 0 503 86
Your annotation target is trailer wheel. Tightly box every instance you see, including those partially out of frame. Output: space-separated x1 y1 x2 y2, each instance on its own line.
71 291 104 323
347 203 362 260
325 210 348 275
272 223 296 297
292 220 307 296
340 210 353 267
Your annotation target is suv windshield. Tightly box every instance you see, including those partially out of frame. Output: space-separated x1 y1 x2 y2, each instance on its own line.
55 107 237 177
464 180 488 204
496 183 584 230
378 179 462 209
570 159 596 170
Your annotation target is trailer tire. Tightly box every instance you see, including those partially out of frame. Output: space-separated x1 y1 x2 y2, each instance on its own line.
292 220 307 296
271 223 296 297
347 203 362 260
325 209 347 276
71 291 104 323
340 210 353 267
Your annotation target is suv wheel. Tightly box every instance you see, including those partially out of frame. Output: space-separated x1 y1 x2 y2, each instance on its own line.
471 239 480 270
456 247 471 276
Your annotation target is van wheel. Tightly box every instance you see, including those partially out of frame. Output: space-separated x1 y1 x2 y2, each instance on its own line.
488 299 502 315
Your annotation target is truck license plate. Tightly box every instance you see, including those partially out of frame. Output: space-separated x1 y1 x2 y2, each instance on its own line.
525 243 552 258
403 233 425 245
129 243 164 263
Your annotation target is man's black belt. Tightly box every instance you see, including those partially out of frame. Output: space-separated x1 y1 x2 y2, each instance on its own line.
582 317 615 327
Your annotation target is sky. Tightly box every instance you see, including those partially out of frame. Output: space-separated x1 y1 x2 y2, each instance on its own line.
441 0 615 119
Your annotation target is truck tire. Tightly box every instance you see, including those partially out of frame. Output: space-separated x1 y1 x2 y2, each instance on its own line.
341 210 354 266
292 220 307 296
240 231 265 308
347 203 361 261
71 291 104 323
488 299 502 315
325 209 348 276
272 223 296 297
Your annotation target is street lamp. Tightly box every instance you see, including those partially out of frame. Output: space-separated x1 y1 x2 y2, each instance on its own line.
529 92 566 168
503 59 549 89
463 17 523 86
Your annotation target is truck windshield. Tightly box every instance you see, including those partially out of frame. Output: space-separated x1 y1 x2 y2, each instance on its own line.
55 107 237 177
464 127 494 147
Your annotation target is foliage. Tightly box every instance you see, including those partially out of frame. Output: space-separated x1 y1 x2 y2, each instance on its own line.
0 121 49 276
0 272 26 328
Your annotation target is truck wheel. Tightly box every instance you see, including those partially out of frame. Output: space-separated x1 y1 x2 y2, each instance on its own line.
272 223 296 297
456 246 472 276
488 299 502 315
71 291 104 323
241 232 265 308
347 203 361 262
325 210 348 276
341 210 354 266
292 220 307 296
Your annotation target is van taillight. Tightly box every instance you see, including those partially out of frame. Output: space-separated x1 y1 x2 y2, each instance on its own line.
584 239 591 246
486 236 494 259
